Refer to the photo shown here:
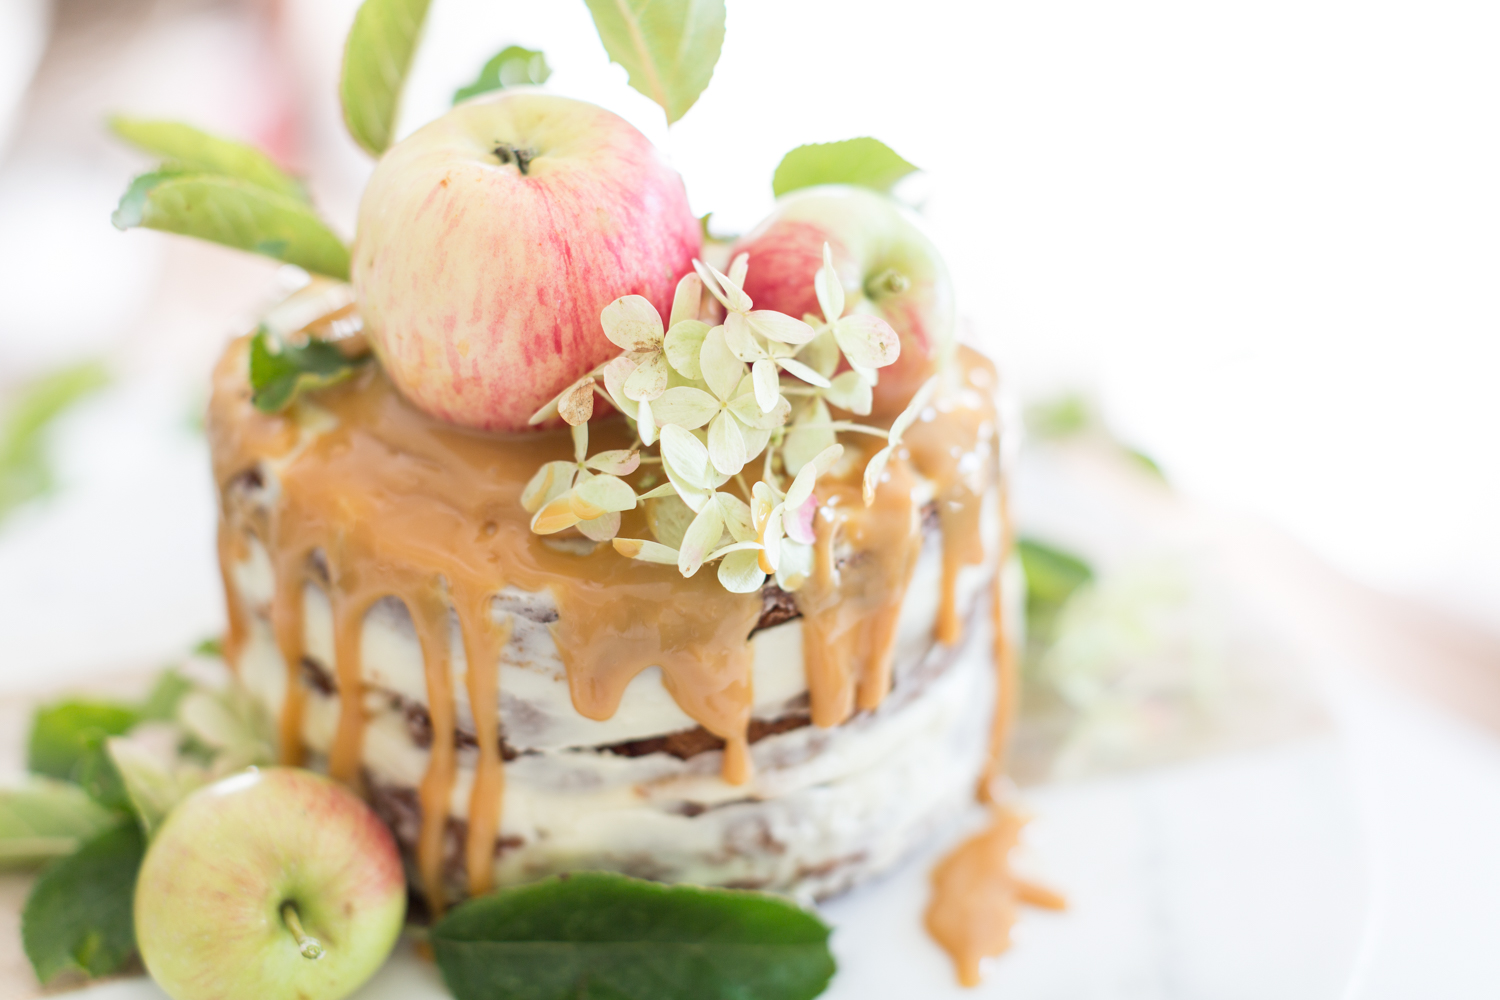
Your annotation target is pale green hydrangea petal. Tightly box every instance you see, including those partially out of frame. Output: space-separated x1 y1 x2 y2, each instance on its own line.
678 498 725 576
832 313 901 369
727 252 749 289
636 397 656 445
746 310 815 346
521 460 577 513
751 358 780 413
723 312 763 361
659 424 717 493
775 538 815 591
601 355 638 413
664 319 709 379
716 491 756 543
782 397 835 475
776 356 831 388
814 244 845 322
613 537 680 564
600 294 664 352
891 375 940 442
824 370 872 414
651 386 719 429
862 444 894 506
699 325 745 402
570 474 638 519
623 351 670 401
717 548 766 593
707 409 748 475
577 511 621 542
669 272 704 328
799 328 842 378
532 493 582 534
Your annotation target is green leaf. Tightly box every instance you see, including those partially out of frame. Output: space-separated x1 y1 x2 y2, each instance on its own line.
21 823 145 983
454 45 551 104
72 736 133 814
193 636 224 658
431 871 835 1000
106 736 209 838
1017 537 1094 643
771 138 918 198
340 0 433 156
137 669 193 723
248 328 365 413
0 781 116 871
28 701 138 784
0 361 109 522
1024 393 1091 441
112 172 350 279
108 117 306 200
584 0 726 124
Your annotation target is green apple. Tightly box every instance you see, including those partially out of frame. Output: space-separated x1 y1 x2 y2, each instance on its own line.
732 185 955 416
134 767 406 1000
352 90 702 432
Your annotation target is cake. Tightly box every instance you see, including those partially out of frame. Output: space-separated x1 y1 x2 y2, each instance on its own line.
209 277 1017 913
98 2 1053 986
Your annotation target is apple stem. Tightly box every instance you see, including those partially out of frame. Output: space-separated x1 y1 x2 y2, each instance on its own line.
866 268 910 297
493 144 535 175
280 901 325 960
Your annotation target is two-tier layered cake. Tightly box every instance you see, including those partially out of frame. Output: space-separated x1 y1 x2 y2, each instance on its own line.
211 330 1012 913
205 90 1019 921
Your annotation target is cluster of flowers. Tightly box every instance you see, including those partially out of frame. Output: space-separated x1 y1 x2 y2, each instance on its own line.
522 246 937 594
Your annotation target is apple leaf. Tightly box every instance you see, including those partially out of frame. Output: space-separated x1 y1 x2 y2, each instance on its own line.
771 138 919 198
340 0 433 156
137 669 193 723
0 781 116 871
0 360 109 524
71 735 133 814
28 700 139 784
1017 536 1094 643
112 171 351 279
584 0 726 125
108 117 307 201
431 871 836 1000
21 822 145 984
248 328 367 412
454 45 551 104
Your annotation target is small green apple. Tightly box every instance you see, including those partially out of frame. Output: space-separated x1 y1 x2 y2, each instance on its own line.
134 767 406 1000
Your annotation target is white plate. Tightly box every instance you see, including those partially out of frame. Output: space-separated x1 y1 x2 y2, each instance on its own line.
57 736 1364 1000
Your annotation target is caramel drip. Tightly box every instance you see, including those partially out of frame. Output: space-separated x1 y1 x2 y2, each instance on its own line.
457 585 510 897
327 593 377 784
215 519 249 669
927 382 1065 988
270 551 311 767
797 459 922 727
902 364 998 650
935 483 984 646
409 586 456 916
206 335 1004 905
980 494 1018 802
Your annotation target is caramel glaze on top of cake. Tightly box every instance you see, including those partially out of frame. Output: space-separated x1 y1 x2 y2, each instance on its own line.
209 333 1033 948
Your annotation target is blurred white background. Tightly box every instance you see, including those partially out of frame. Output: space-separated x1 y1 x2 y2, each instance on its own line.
0 1 1498 996
1 0 1495 643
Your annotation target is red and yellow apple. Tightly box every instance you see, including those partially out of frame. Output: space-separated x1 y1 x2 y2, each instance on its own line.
134 768 405 1000
353 91 701 431
732 185 954 416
